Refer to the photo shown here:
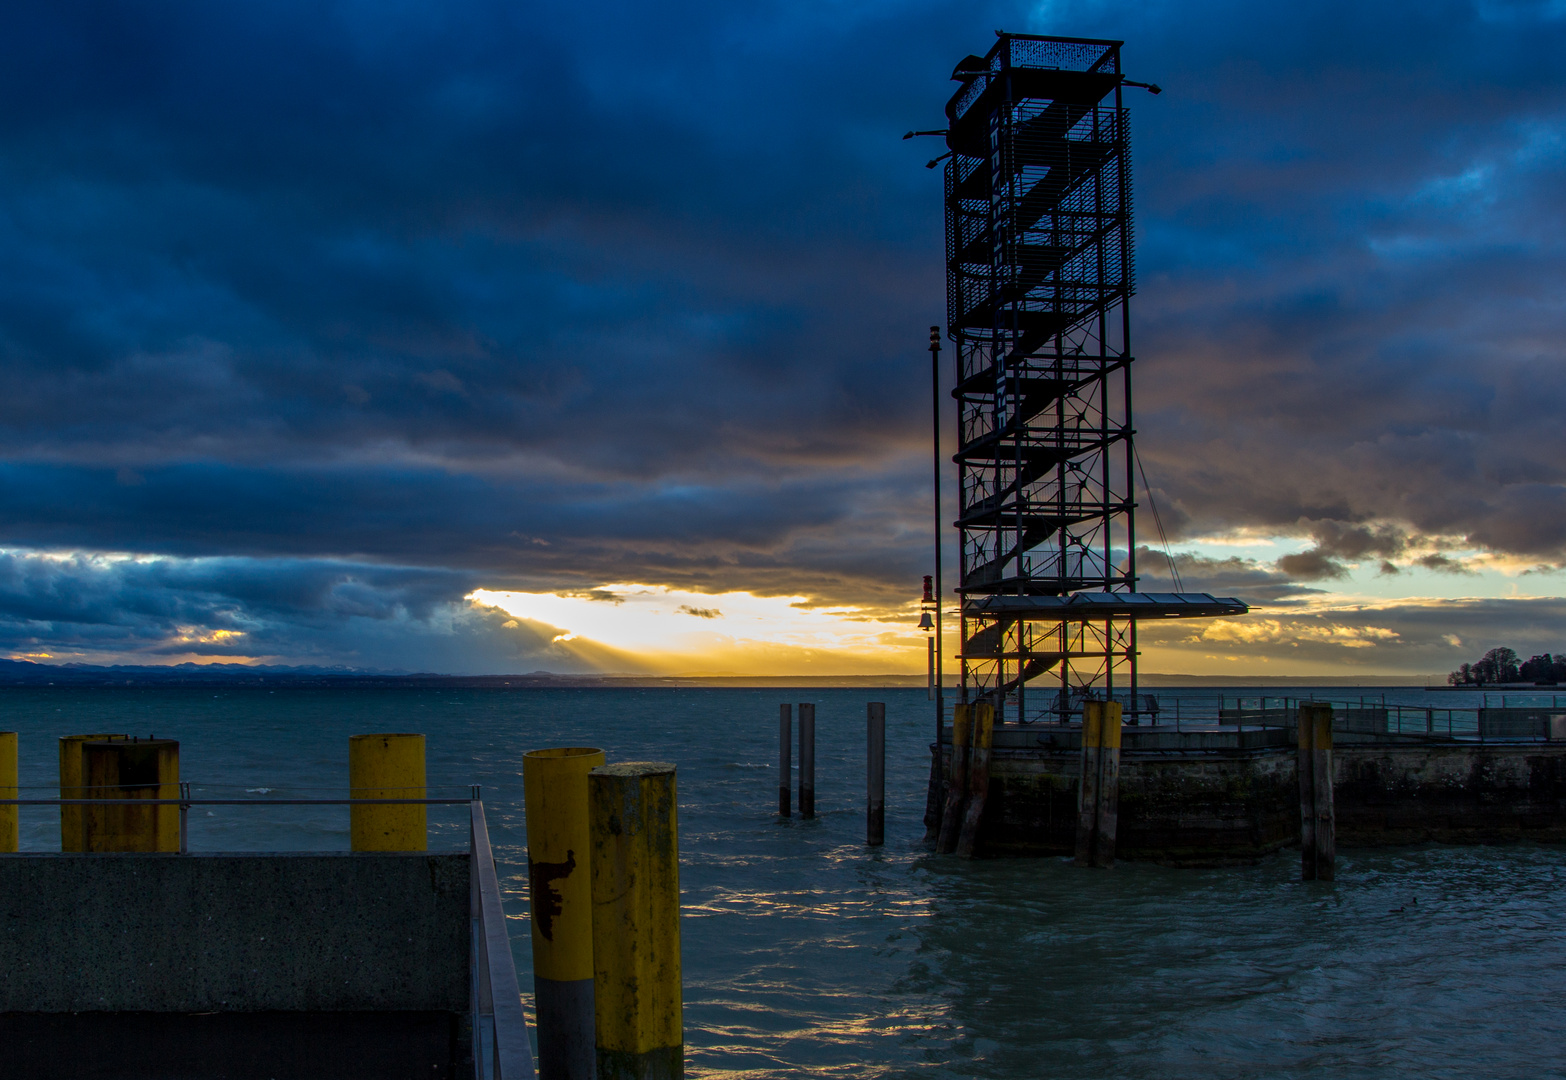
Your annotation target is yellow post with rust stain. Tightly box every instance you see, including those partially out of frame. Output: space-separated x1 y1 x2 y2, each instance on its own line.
83 738 180 852
589 761 682 1080
349 733 427 851
1075 701 1122 868
524 746 606 1080
0 732 17 853
59 733 129 851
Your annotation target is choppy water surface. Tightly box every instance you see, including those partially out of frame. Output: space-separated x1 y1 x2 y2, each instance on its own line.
4 685 1565 1078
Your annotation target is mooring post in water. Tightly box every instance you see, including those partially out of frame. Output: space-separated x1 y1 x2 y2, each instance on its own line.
1297 701 1336 881
778 704 792 817
798 702 816 819
936 704 972 853
0 731 16 853
524 747 606 1080
588 762 683 1080
348 733 426 851
83 737 181 852
867 703 886 846
1074 700 1122 868
58 733 128 851
954 703 995 859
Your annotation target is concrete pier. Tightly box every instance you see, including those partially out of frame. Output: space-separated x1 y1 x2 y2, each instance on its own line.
937 722 1566 863
0 852 471 1079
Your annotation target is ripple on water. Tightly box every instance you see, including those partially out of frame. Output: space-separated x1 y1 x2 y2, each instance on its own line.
3 686 1565 1078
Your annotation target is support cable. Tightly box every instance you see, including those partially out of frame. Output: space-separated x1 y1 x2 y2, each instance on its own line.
1133 445 1182 593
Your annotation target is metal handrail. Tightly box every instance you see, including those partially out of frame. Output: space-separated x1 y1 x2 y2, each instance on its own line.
0 793 538 1079
470 799 536 1080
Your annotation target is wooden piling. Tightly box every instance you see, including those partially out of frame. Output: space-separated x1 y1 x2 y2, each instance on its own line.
798 702 815 819
866 703 885 846
1298 701 1336 881
1074 700 1122 868
954 703 995 859
935 704 971 854
778 704 791 817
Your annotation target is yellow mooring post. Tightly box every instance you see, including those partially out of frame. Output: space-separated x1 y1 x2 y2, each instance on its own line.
349 733 427 851
59 733 128 851
588 762 682 1080
1074 700 1122 868
524 747 606 1080
83 738 180 852
1297 702 1336 881
0 732 17 853
935 704 972 853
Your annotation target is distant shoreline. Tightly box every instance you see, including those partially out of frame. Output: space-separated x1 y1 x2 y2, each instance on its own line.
0 658 1454 689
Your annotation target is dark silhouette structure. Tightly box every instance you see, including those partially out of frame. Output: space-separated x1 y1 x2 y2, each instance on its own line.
938 33 1244 721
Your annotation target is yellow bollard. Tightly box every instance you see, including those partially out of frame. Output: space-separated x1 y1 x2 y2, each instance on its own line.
349 733 427 851
525 747 606 1080
588 762 682 1080
0 732 17 853
83 738 179 852
59 733 129 851
1075 700 1122 868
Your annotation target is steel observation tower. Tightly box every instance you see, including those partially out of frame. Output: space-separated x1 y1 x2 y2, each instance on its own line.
926 33 1245 723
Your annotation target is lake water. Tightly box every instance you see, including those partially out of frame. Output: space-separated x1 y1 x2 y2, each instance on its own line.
4 684 1565 1079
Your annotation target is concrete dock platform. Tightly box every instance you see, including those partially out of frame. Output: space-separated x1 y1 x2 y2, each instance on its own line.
941 723 1566 864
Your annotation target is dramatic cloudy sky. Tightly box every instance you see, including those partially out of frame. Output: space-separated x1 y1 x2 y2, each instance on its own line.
1 0 1563 676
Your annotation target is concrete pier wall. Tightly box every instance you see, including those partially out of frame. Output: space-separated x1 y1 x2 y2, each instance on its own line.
0 852 470 1080
947 726 1566 864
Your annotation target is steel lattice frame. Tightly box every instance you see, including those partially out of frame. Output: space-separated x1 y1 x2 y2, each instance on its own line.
945 34 1138 722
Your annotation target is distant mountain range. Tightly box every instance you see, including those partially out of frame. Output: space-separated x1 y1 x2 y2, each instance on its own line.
0 659 936 688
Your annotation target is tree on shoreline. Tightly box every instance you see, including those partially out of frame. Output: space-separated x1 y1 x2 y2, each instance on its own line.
1449 647 1566 685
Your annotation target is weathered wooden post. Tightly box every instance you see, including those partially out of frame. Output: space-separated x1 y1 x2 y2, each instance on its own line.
588 762 683 1080
935 704 971 853
778 704 791 817
798 702 816 819
866 702 886 846
524 746 606 1080
954 703 995 859
1298 701 1336 880
1074 700 1122 868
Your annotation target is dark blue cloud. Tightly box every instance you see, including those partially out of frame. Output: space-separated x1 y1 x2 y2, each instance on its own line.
0 1 1564 667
